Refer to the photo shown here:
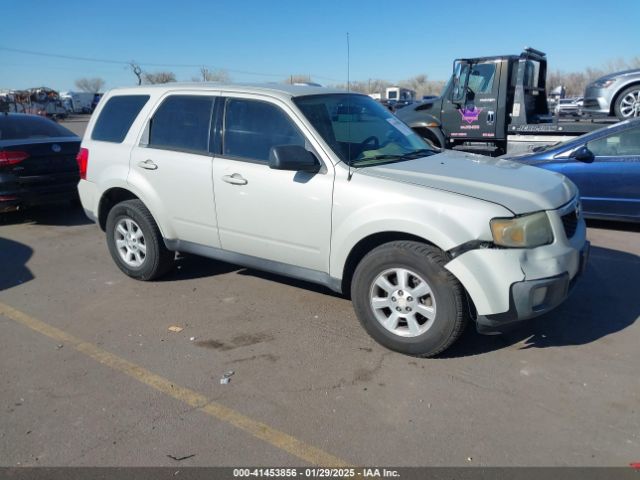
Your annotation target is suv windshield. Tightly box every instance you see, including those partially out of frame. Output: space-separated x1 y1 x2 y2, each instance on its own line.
293 94 436 166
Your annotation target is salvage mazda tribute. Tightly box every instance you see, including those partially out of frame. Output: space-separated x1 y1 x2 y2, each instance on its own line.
77 84 589 357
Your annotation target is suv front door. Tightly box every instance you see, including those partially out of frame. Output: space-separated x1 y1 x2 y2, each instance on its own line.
212 96 334 272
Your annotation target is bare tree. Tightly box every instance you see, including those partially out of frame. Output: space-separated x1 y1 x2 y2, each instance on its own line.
143 71 177 84
400 74 445 98
285 74 312 84
332 80 368 93
192 67 230 82
74 77 105 93
129 62 143 85
401 74 428 96
335 75 444 98
368 78 392 94
423 80 446 96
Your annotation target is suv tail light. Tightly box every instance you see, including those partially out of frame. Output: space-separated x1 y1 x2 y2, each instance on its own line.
0 150 30 167
76 148 89 180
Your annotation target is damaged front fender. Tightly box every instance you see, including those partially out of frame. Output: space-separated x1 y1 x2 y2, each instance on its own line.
446 248 526 316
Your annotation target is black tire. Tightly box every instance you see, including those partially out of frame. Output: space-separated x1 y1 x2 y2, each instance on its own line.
105 199 174 280
614 85 640 120
351 241 467 357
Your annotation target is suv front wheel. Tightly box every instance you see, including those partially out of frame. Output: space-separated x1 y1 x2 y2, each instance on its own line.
105 199 175 280
351 241 467 357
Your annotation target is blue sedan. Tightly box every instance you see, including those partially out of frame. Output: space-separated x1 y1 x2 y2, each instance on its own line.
507 118 640 222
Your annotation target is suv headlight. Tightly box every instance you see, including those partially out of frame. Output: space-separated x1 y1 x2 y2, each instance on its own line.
490 212 553 248
591 79 615 89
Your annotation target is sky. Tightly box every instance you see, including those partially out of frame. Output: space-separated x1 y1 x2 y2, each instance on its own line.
1 0 639 92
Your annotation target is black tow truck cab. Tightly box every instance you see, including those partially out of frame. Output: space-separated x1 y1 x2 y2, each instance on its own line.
396 48 609 156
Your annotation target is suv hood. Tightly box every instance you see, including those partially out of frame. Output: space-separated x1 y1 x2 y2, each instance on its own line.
357 150 576 214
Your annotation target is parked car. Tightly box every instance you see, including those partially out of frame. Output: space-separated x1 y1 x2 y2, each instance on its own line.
0 113 81 213
554 98 581 117
583 69 640 120
78 84 588 357
504 118 640 222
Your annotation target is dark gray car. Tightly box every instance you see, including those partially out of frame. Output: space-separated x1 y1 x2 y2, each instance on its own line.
583 69 640 120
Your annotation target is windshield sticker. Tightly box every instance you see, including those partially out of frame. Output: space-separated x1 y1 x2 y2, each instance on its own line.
386 117 415 137
459 106 482 124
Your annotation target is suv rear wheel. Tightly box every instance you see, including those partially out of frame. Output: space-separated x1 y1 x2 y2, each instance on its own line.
105 200 174 280
351 241 467 357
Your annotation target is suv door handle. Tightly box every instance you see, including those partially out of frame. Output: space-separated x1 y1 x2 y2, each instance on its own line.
138 159 158 170
222 173 248 185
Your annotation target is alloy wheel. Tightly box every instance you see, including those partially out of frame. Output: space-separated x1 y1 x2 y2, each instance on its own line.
369 268 437 337
114 218 147 268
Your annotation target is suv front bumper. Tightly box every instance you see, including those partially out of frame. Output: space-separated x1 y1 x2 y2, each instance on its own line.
445 199 588 334
475 241 590 334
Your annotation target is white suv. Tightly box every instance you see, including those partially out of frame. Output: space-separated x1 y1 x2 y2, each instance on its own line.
77 83 589 357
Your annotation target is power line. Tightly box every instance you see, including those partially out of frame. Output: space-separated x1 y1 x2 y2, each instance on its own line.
0 46 340 82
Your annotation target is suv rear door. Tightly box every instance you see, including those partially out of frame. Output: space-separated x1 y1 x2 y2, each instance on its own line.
128 93 220 246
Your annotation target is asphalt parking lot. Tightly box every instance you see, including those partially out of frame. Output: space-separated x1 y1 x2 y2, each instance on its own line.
0 117 638 467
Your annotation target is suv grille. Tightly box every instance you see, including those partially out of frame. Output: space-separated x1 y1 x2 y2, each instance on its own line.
561 211 578 238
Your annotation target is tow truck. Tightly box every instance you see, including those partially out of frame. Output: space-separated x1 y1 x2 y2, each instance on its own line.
396 48 615 156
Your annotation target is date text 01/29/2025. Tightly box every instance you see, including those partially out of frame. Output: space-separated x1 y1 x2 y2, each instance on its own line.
232 468 400 478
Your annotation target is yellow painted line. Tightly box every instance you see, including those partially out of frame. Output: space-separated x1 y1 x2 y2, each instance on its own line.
0 301 349 467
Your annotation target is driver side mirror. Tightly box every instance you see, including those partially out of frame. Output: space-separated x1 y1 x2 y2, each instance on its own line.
570 145 595 163
269 145 321 173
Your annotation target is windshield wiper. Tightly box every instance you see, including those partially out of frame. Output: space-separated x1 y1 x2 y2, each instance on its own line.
396 148 435 159
351 148 435 166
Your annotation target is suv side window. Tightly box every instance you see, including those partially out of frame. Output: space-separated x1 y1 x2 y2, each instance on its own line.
92 95 149 143
223 98 305 163
149 95 214 154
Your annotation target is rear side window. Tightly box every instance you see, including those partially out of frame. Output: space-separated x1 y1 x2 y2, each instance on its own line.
91 95 149 143
148 95 214 154
0 115 75 140
223 98 305 163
